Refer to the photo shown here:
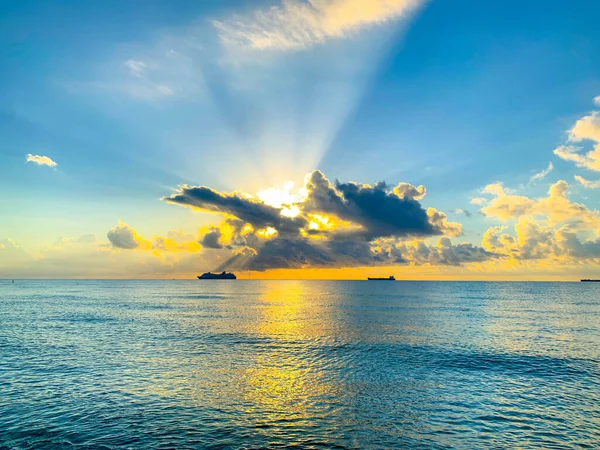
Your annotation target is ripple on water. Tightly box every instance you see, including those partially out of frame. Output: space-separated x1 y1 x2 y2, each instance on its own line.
0 280 599 449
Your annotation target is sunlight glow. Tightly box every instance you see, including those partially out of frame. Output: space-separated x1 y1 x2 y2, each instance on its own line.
257 181 306 218
308 214 333 230
281 205 301 218
241 223 255 235
257 227 278 239
257 181 297 207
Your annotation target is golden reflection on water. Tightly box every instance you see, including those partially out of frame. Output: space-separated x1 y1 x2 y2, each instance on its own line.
130 282 339 414
255 282 307 339
241 281 337 423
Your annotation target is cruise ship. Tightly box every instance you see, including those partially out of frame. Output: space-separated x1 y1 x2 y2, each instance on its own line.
197 271 237 280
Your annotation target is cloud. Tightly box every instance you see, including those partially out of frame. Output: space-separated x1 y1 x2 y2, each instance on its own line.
554 144 600 172
301 170 461 239
213 0 424 51
0 235 216 278
242 235 497 271
107 221 150 250
162 170 486 271
529 161 553 184
25 154 57 167
106 222 203 253
393 182 426 200
451 208 472 218
595 96 600 107
483 218 600 262
395 237 497 266
480 180 600 232
475 173 600 268
483 220 557 261
0 239 32 270
554 101 600 171
200 228 224 249
480 183 536 221
125 59 147 77
248 237 334 270
556 228 600 259
152 235 201 253
574 175 600 189
163 185 307 234
470 197 487 206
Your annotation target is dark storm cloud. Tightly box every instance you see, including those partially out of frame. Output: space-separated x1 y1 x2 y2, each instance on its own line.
200 228 224 249
302 171 457 239
248 238 334 270
163 170 495 271
325 239 380 264
163 185 306 233
236 235 496 271
164 171 458 240
214 238 338 271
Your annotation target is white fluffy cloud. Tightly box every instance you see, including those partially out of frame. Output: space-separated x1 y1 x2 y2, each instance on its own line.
25 154 57 167
470 197 487 206
554 99 600 171
471 175 600 268
574 175 600 189
107 221 149 250
483 218 600 263
479 180 600 231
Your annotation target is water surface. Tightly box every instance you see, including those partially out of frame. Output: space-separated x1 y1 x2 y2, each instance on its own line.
1 280 599 448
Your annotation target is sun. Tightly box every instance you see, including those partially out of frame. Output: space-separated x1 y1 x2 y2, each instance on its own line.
256 181 307 218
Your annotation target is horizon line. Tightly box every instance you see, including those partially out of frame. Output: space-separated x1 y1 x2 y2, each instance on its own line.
0 278 590 282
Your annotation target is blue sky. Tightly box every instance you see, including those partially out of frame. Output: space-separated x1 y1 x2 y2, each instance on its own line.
2 0 600 278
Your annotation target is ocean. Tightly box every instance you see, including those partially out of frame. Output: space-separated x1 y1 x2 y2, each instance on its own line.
1 280 599 449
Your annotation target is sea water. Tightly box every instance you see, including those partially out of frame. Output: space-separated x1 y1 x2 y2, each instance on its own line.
1 280 599 448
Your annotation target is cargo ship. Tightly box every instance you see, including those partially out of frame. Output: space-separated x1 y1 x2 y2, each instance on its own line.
198 271 237 280
368 276 395 281
581 279 600 282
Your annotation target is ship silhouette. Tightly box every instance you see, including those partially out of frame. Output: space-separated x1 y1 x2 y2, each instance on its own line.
367 275 395 281
197 271 237 280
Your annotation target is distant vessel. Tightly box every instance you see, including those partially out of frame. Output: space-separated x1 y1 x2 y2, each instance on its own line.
198 271 237 280
581 279 600 282
368 276 395 281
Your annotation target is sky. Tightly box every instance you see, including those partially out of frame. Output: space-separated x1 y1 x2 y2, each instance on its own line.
2 0 600 280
